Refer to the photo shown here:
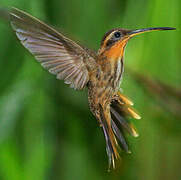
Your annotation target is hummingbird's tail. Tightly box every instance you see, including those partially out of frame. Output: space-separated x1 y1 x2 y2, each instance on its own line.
99 104 120 169
100 92 141 169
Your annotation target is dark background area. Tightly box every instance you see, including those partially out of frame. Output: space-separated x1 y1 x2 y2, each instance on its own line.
0 0 181 179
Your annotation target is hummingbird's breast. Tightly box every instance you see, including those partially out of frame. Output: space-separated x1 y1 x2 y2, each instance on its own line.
88 57 124 113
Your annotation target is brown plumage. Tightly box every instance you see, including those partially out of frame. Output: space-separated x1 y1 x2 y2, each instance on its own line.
3 7 175 169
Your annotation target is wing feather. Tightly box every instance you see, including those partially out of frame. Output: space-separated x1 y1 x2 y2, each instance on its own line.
9 7 95 90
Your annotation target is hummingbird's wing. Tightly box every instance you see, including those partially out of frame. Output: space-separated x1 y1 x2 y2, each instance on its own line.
9 7 95 90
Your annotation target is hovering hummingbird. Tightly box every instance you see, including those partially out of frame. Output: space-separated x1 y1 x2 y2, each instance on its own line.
3 7 175 169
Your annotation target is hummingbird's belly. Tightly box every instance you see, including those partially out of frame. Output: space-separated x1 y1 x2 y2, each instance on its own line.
87 58 124 118
87 79 119 121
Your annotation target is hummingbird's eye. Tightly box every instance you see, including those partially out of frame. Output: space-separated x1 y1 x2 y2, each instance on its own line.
114 31 121 38
105 31 122 47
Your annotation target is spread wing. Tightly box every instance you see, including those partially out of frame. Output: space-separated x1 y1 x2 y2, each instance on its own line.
9 7 93 90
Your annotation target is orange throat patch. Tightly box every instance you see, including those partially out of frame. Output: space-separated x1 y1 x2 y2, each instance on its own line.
104 37 129 60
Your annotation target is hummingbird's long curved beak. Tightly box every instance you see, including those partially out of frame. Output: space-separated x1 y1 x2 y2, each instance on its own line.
128 27 176 37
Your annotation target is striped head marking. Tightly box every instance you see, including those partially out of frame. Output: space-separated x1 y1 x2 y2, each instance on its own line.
98 29 131 59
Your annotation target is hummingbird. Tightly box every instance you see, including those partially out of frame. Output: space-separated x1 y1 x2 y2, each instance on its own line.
3 7 175 169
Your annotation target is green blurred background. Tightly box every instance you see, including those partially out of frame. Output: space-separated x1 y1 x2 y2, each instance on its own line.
0 0 180 180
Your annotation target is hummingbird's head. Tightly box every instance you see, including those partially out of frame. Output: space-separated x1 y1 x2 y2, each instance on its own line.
98 27 176 59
